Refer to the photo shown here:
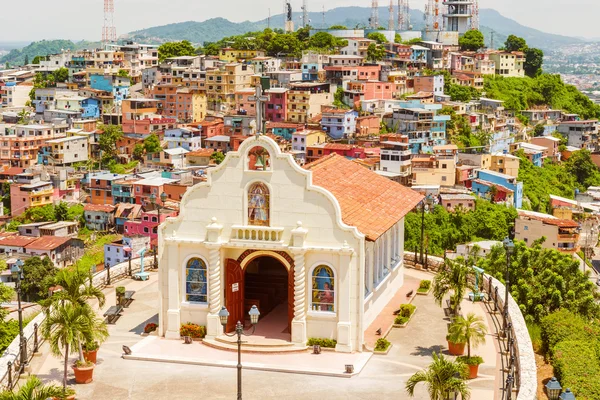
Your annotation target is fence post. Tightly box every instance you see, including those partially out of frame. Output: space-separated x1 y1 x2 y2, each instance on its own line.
33 323 39 354
6 361 12 390
494 286 499 312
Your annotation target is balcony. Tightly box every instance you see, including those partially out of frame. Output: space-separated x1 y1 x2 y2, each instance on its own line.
230 225 284 244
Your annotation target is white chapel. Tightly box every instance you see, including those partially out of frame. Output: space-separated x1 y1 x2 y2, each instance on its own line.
157 135 422 352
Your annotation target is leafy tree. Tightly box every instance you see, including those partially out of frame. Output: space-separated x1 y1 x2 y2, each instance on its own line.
98 124 123 164
133 143 145 161
210 151 225 165
54 201 68 221
21 257 58 302
446 83 478 102
23 55 29 66
0 375 66 400
66 204 84 222
533 124 545 137
504 34 527 52
405 353 470 400
367 32 388 44
333 86 347 108
366 43 386 62
459 29 484 51
266 34 303 58
53 67 68 83
23 204 56 223
328 25 347 30
524 47 544 77
117 69 131 79
200 42 221 56
0 284 13 321
564 149 600 188
307 32 347 52
404 38 422 45
158 40 196 62
394 33 402 44
17 109 30 124
433 258 472 315
31 56 41 64
143 133 162 154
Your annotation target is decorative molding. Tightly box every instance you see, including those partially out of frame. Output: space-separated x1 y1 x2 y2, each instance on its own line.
237 249 295 268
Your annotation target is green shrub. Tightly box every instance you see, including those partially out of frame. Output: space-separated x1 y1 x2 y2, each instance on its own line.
179 323 206 339
116 286 126 295
418 280 431 292
306 338 337 348
553 340 600 399
394 304 416 325
457 355 484 366
374 338 391 352
541 309 600 355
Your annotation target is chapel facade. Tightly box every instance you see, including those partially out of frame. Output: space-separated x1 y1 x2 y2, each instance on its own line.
157 135 422 352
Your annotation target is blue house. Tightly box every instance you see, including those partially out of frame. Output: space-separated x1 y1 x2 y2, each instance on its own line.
90 74 130 105
269 123 303 141
471 170 523 209
321 109 358 140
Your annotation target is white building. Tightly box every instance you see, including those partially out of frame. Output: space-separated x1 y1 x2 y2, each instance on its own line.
380 141 412 178
158 136 422 352
104 235 151 268
46 135 89 165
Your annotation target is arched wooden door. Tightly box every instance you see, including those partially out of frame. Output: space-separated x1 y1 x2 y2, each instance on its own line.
287 264 294 332
225 258 244 333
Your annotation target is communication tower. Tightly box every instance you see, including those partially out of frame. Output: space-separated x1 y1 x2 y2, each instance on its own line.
369 0 379 29
102 0 117 46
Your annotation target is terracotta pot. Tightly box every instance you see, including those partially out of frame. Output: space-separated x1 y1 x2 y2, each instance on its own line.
447 341 466 356
467 364 479 379
83 349 98 364
53 395 75 400
72 364 95 384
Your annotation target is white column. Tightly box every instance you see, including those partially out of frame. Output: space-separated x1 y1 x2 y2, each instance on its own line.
336 243 354 353
291 250 307 344
165 243 181 339
205 217 224 339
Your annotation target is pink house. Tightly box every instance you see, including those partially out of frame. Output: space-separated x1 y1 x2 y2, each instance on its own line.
265 88 288 122
322 143 367 159
124 208 177 247
235 89 256 116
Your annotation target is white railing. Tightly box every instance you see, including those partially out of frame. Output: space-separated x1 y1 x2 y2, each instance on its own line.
230 225 284 243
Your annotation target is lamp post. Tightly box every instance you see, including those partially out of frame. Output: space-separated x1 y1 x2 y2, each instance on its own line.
545 377 562 400
149 191 167 269
418 195 431 265
219 305 260 400
560 389 576 400
11 259 27 369
502 237 515 333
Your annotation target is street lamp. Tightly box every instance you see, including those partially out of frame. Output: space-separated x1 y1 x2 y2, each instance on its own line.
546 377 562 400
10 259 27 369
219 305 260 400
560 389 576 400
149 191 167 269
502 237 515 333
418 194 431 265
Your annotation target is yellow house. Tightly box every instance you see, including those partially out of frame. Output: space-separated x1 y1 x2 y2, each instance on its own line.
490 152 520 178
219 48 266 63
206 63 255 112
489 51 525 78
192 91 208 123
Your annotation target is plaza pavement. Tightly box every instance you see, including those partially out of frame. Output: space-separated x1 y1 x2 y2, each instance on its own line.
23 268 501 400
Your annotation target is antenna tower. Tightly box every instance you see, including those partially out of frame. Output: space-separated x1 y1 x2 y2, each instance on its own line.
433 0 442 31
102 0 117 45
322 5 326 28
302 0 309 28
369 0 379 29
471 0 479 30
398 0 410 31
387 0 394 31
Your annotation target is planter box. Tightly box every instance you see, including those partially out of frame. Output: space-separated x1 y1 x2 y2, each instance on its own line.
416 287 431 296
392 306 417 328
373 344 392 355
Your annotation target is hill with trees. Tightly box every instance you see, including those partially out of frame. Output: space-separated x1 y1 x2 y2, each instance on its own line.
0 39 100 67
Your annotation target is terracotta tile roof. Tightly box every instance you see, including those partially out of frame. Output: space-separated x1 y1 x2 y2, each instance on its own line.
517 210 579 228
0 235 38 247
186 148 215 157
304 154 423 241
324 143 356 151
26 236 71 251
84 204 116 213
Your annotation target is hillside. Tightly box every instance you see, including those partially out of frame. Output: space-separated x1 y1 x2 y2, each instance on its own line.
0 40 100 67
126 6 581 50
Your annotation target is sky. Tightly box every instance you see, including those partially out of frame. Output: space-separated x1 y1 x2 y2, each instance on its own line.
0 0 596 43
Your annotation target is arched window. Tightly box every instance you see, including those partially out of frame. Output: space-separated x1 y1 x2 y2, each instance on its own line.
311 265 335 312
248 182 270 226
185 258 207 303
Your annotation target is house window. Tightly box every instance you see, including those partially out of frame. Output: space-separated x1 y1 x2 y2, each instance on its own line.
248 182 269 226
143 227 149 233
185 258 207 303
311 265 335 312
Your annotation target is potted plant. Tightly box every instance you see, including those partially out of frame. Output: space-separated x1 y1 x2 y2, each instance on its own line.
144 322 158 334
433 258 471 316
82 340 100 364
405 352 470 399
446 332 466 356
0 375 67 400
450 313 488 378
116 286 126 306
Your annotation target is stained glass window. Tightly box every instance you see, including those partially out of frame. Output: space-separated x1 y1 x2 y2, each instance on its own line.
312 265 335 312
248 182 270 226
185 258 207 303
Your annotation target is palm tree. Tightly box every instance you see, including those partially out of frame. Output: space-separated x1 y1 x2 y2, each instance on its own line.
406 352 470 400
433 258 471 315
0 376 66 400
49 264 106 309
447 313 488 358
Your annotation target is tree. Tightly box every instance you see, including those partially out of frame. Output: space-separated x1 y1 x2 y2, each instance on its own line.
367 32 388 44
328 25 347 30
143 133 162 154
200 42 221 56
564 149 600 188
0 376 65 400
133 143 145 161
366 43 386 62
53 67 69 83
0 284 13 321
31 56 41 64
504 35 527 52
448 313 487 358
23 55 29 66
533 124 545 137
433 258 471 315
446 84 477 102
158 40 196 62
17 109 30 124
23 204 56 223
459 30 484 51
405 353 470 399
117 69 131 79
307 32 347 51
333 86 347 108
404 38 422 45
266 34 303 58
98 124 123 164
394 33 402 44
22 257 58 302
524 47 544 77
54 201 68 221
210 151 225 165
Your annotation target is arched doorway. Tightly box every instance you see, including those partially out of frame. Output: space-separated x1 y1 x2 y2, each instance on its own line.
225 251 294 339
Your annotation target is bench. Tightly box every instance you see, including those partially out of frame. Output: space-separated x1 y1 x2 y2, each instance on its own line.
123 290 136 307
104 305 123 324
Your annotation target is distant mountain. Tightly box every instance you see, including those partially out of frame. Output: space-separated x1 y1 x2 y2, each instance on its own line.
126 6 582 50
0 40 100 67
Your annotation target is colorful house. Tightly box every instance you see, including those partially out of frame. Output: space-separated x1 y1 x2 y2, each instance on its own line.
321 108 358 139
471 170 523 208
